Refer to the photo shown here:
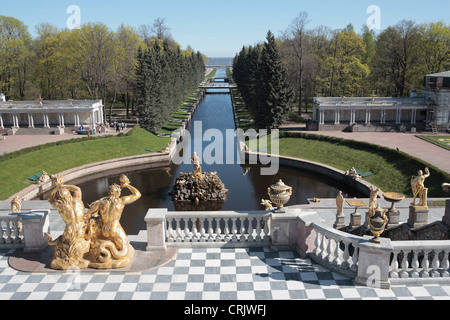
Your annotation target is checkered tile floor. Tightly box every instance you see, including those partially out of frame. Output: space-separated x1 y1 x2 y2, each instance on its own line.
1 247 450 300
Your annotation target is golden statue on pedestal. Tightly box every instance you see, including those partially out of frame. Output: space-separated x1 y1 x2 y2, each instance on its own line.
190 152 205 179
86 174 141 269
45 174 141 270
411 167 430 208
46 176 91 270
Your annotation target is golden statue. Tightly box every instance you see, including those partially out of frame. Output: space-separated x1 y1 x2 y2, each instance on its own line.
411 167 430 207
45 176 91 270
190 152 204 179
85 174 141 269
261 199 273 211
368 186 379 217
11 196 22 213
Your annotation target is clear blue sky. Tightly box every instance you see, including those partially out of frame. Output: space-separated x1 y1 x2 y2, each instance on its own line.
1 0 449 57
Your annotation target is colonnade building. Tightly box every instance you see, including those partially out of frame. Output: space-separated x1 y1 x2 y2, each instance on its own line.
0 99 104 135
310 71 450 133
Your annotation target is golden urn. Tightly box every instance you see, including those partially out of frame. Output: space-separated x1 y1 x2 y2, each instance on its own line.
268 180 292 209
368 203 389 243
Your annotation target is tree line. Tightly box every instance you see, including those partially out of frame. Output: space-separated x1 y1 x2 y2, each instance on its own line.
135 41 205 132
235 12 450 117
233 31 294 129
0 15 206 122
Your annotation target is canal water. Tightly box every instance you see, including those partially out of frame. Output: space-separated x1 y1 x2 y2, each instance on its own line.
42 69 360 235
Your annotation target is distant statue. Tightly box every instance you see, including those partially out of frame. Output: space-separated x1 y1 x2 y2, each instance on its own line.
11 196 22 213
261 199 273 211
336 191 344 217
86 174 141 268
443 183 450 194
46 176 91 270
369 186 379 217
190 152 204 179
345 167 360 179
411 167 430 207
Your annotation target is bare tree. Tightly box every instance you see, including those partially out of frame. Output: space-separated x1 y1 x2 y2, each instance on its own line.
281 12 311 114
151 17 171 40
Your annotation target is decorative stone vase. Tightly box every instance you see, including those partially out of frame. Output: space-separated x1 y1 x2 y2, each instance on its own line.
268 180 292 210
368 204 388 243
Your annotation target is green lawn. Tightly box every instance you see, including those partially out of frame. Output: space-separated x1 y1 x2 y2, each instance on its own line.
0 127 170 200
416 135 450 151
250 132 449 198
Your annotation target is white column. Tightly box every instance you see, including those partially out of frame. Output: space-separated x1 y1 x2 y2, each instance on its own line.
334 109 340 125
365 109 371 125
411 109 416 124
350 109 355 125
396 109 401 124
0 114 3 129
91 111 95 128
13 114 19 128
28 113 34 128
319 109 325 125
380 109 386 124
45 114 50 128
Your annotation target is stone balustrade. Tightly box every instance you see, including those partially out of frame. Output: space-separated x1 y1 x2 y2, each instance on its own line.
0 210 50 251
389 240 450 284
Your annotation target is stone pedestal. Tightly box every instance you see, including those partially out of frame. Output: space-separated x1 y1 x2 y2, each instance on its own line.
442 200 450 227
20 210 50 252
386 209 400 228
55 126 65 135
350 213 361 229
145 208 167 252
6 127 18 135
333 215 345 229
407 205 429 229
355 236 392 289
270 209 301 251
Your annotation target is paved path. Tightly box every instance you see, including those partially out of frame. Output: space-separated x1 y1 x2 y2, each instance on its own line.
280 124 450 174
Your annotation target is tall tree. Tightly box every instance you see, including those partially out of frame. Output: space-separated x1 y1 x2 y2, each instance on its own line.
255 31 294 129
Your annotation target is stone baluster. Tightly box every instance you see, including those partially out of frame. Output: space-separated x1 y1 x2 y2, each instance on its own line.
333 239 342 266
441 250 449 277
192 219 200 241
0 219 4 243
341 241 351 269
223 218 230 240
208 218 215 241
199 218 206 242
320 234 328 260
247 218 254 242
175 217 183 241
431 250 441 277
255 218 262 241
400 251 410 278
231 218 238 241
12 218 21 244
313 231 322 256
4 219 12 244
420 249 431 278
167 218 174 242
410 250 420 278
216 218 222 242
263 217 269 240
184 219 190 241
240 218 246 241
389 251 400 278
350 245 359 273
326 236 334 263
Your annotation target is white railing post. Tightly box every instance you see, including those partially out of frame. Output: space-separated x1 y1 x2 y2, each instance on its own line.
145 208 167 251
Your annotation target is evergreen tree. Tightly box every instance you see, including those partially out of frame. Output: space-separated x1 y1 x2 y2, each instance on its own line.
256 31 293 129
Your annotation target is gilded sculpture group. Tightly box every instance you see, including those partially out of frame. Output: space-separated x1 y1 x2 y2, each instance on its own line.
45 174 141 270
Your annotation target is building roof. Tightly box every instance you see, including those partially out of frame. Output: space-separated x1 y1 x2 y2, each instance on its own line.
425 71 450 78
0 100 102 112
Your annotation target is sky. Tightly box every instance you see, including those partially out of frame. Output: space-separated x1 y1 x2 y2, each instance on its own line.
1 0 449 57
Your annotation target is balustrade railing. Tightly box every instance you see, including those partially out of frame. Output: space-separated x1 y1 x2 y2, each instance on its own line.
165 212 271 247
309 222 362 278
389 241 450 283
0 214 24 248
